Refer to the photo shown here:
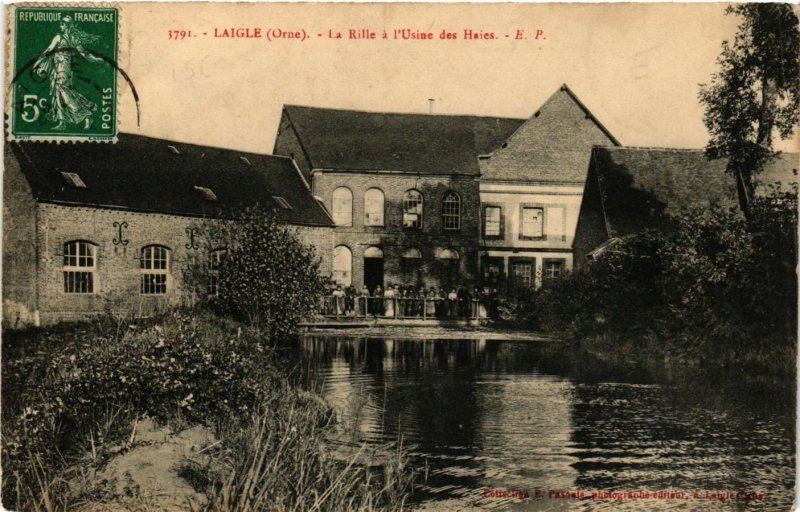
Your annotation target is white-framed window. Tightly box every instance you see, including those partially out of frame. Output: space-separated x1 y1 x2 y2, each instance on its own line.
332 187 353 226
141 245 170 295
543 259 565 283
520 207 544 239
442 192 460 230
483 205 503 238
63 240 96 293
403 189 423 229
208 248 227 297
511 259 535 289
332 245 352 286
364 188 385 226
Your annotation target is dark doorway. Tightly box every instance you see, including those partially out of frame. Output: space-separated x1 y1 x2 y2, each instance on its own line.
364 257 384 293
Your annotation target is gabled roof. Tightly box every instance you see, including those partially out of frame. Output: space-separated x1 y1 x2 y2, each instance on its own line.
7 133 333 226
281 105 525 175
590 146 799 237
479 84 620 184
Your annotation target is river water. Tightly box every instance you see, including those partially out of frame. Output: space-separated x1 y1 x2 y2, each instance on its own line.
297 334 795 511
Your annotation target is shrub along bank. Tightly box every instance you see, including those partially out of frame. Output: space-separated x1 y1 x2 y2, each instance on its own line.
517 194 797 374
2 310 412 511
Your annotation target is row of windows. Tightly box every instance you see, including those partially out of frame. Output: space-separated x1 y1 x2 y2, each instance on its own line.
62 240 226 296
483 257 565 290
332 187 461 230
482 204 565 241
332 244 460 286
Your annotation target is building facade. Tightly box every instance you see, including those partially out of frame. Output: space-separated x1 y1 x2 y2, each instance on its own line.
477 85 619 290
273 84 620 292
273 105 524 291
3 134 334 327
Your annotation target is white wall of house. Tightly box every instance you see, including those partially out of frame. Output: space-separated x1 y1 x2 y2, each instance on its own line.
478 182 583 289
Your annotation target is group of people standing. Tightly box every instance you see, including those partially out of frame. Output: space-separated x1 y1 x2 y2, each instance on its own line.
326 284 499 319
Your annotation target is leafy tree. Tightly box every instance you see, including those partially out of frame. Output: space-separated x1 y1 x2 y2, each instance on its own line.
699 4 799 217
191 206 326 339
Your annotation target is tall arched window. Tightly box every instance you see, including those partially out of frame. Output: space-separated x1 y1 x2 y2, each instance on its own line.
442 192 460 230
332 245 352 286
63 240 97 293
402 189 423 229
364 188 385 226
141 245 170 294
332 187 353 226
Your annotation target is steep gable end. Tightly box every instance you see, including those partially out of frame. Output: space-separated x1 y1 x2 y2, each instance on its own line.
480 84 619 183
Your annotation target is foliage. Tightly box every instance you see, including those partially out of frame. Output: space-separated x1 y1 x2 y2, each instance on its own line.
3 311 414 511
2 310 279 508
699 4 799 215
204 394 412 512
532 190 797 371
188 206 327 338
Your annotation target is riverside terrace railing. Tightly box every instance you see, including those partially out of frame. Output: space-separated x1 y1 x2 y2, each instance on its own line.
319 295 497 320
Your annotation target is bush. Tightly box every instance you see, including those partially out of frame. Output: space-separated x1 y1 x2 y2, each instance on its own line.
187 206 326 339
535 189 797 371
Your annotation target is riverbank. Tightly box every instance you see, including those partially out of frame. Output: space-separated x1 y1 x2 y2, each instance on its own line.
306 325 554 341
2 310 413 511
306 323 796 376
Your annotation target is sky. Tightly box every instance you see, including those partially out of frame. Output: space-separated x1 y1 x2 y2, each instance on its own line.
110 2 798 154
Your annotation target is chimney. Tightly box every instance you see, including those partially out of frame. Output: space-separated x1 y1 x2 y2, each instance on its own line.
428 98 435 114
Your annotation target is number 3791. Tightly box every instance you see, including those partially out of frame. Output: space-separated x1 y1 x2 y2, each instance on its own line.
168 30 194 39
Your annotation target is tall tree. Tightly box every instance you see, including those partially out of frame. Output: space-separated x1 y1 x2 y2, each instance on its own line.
699 4 799 218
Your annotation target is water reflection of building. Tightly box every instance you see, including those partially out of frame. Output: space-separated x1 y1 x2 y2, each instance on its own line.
301 336 581 505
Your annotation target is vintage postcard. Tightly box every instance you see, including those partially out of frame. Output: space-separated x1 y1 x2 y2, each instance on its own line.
3 3 798 512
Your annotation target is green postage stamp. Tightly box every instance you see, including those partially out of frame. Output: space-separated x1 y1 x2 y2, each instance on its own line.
9 6 118 142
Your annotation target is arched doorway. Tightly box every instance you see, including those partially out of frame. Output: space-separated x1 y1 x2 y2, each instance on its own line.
363 246 384 293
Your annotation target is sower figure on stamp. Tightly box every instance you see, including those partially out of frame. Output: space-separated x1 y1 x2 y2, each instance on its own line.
32 16 103 131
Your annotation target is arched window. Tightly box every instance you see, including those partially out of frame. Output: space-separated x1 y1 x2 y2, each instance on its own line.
332 187 353 226
63 240 97 293
207 248 228 297
141 245 170 294
402 247 422 259
403 189 423 229
442 192 460 230
436 248 460 260
332 245 352 286
364 188 385 226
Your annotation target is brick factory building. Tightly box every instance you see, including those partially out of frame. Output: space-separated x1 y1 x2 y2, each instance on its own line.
3 134 334 327
273 84 619 292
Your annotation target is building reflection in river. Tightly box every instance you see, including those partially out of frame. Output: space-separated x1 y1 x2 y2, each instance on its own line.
298 335 795 511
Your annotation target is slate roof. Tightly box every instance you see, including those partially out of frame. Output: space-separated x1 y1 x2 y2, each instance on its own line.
281 105 525 175
479 85 620 184
590 146 799 237
7 133 333 226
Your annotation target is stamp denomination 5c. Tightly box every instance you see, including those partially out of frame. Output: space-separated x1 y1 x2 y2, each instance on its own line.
9 6 118 142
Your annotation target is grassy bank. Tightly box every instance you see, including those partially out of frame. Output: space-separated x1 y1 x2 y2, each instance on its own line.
2 310 413 511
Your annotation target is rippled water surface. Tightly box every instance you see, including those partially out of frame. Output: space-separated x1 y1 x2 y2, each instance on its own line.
297 335 795 511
